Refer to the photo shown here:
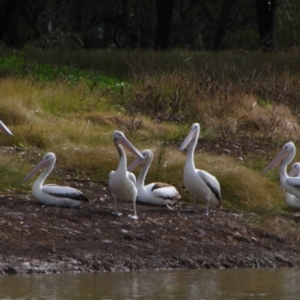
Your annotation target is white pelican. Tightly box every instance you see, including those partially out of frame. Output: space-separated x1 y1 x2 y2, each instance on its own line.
22 152 89 207
284 162 300 209
0 120 13 136
261 141 300 199
179 123 221 215
109 131 144 220
127 149 181 209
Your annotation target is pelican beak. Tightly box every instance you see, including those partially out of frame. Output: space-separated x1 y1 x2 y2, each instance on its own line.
22 158 50 183
289 167 299 177
261 148 290 174
179 127 198 151
0 120 13 136
127 156 145 172
118 135 144 161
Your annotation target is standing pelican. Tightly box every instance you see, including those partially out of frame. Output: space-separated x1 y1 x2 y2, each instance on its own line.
284 162 300 209
179 123 221 215
262 142 300 199
0 120 13 136
109 131 144 220
127 149 181 209
22 152 89 207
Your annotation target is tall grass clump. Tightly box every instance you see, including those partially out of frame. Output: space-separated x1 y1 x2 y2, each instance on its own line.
176 152 283 213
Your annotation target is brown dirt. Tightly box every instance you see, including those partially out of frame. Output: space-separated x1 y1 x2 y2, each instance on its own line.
1 179 300 276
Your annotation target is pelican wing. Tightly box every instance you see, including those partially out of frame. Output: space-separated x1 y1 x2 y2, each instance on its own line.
152 183 181 200
197 170 221 201
286 177 300 188
128 172 136 184
43 185 89 201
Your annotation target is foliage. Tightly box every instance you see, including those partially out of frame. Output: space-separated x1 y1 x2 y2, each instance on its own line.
0 54 127 94
0 0 298 51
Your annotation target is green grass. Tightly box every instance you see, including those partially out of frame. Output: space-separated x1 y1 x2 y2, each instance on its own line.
1 48 300 219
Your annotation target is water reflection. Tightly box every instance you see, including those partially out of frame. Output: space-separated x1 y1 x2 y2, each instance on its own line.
0 268 300 300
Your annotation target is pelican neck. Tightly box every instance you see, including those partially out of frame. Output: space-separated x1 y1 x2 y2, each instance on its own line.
137 153 153 187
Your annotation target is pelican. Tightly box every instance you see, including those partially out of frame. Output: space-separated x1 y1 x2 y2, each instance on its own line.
0 120 13 136
22 152 89 207
284 162 300 209
179 123 221 215
261 141 300 199
127 149 181 209
109 131 144 220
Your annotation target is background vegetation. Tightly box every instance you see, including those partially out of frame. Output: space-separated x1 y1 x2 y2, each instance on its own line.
0 1 300 233
0 0 299 51
0 48 300 220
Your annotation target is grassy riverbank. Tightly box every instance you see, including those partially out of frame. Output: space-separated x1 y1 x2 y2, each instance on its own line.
0 48 300 233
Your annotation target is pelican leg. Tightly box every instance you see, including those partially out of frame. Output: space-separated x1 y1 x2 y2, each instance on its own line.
205 203 210 216
128 200 138 220
112 195 122 217
184 198 197 212
192 197 198 212
166 203 174 210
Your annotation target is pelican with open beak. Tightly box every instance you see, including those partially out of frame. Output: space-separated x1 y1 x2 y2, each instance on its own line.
262 141 300 199
109 131 144 220
127 149 181 209
179 123 221 215
23 152 89 207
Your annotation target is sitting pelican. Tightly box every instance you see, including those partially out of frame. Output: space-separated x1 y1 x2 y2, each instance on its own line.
127 149 181 209
284 162 300 209
262 142 300 199
179 123 221 215
109 131 144 220
0 120 13 136
22 152 89 207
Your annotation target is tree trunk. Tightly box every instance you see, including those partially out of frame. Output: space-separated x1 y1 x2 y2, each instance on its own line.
212 0 234 51
155 0 174 50
256 0 277 51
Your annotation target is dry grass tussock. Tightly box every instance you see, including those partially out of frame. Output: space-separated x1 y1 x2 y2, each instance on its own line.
118 70 300 145
183 152 281 212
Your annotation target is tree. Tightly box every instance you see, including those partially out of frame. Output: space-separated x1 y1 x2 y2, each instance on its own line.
256 0 277 50
155 0 174 50
212 0 234 51
0 0 46 48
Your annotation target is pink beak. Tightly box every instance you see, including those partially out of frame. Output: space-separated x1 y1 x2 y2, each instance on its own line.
179 126 199 151
0 120 13 136
22 158 50 183
261 148 290 174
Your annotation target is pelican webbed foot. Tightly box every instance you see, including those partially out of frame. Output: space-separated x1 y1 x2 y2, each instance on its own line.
128 214 138 220
184 207 197 213
112 211 122 217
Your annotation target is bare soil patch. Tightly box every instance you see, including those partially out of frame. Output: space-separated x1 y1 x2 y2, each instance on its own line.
1 180 300 275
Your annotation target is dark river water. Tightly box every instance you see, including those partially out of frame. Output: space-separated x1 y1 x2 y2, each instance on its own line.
0 267 300 300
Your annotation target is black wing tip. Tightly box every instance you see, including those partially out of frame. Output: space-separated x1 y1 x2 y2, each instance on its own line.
75 193 90 202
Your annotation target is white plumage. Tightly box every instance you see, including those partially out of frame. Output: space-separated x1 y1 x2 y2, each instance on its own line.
109 131 144 220
22 152 89 207
179 123 221 215
128 149 181 209
262 142 300 199
283 162 300 209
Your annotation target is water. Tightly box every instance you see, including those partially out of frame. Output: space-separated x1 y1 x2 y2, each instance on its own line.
0 268 300 300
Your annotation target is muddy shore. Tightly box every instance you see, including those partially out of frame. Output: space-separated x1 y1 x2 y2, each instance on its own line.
0 181 300 276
